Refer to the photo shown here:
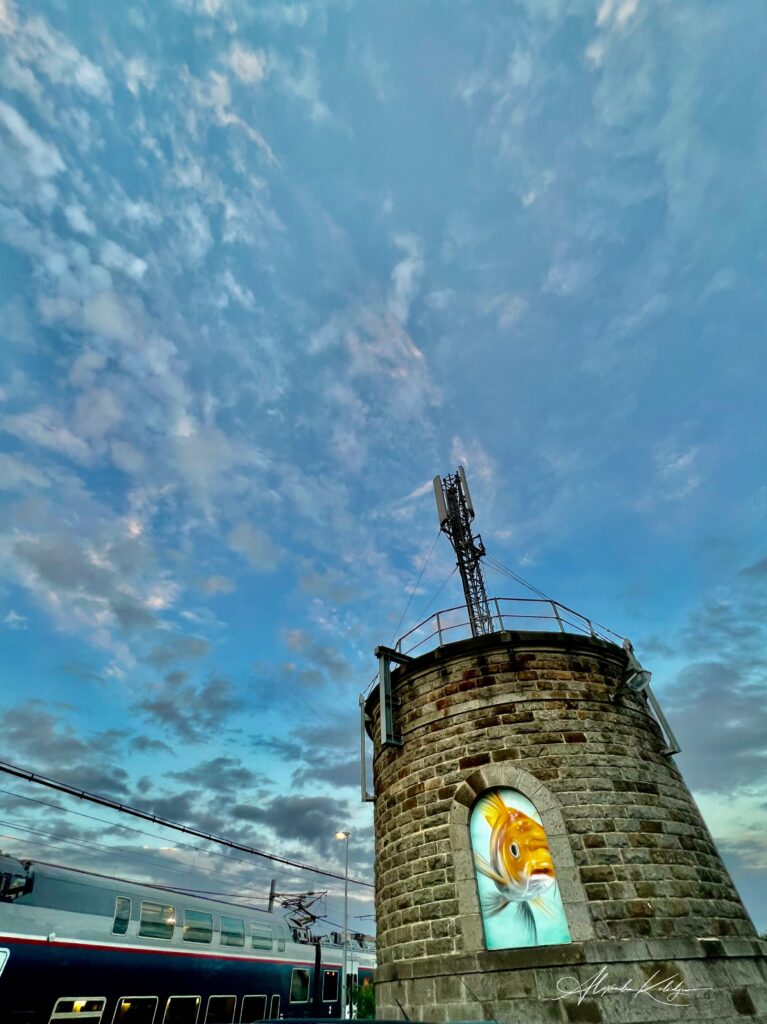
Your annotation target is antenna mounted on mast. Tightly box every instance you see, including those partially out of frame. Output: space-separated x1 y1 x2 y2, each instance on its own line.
433 467 494 637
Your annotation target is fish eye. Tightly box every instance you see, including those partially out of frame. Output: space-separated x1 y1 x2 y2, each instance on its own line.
510 841 520 858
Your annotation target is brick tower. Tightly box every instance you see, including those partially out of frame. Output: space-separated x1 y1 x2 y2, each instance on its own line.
361 470 767 1023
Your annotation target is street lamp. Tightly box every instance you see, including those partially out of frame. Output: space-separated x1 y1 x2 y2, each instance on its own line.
335 830 350 1019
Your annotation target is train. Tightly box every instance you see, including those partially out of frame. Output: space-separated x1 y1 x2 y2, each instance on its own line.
0 854 375 1024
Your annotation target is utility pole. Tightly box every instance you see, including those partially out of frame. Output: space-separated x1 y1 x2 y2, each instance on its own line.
434 466 494 637
268 878 276 912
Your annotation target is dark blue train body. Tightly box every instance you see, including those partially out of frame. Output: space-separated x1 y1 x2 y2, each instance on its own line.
0 856 375 1024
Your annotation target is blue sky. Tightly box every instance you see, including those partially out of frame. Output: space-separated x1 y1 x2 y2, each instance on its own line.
1 0 766 935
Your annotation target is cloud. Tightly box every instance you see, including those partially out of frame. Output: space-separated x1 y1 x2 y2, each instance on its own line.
227 522 282 572
8 13 111 101
388 233 424 324
74 387 122 441
3 406 91 463
664 662 767 793
2 610 27 630
137 673 242 742
283 629 352 681
0 98 64 177
232 794 351 856
198 575 235 595
228 43 267 84
169 756 265 795
143 633 210 668
0 453 50 491
64 202 96 236
99 240 148 282
189 69 275 161
82 292 136 343
124 56 156 97
0 701 131 797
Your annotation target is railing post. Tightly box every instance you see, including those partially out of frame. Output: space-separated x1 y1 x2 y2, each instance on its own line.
587 618 597 638
493 598 502 632
436 611 443 647
551 601 565 633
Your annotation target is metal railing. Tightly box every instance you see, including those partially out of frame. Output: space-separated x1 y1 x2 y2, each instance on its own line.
394 597 623 657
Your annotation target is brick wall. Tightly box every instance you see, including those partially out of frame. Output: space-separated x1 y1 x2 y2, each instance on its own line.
365 631 766 1022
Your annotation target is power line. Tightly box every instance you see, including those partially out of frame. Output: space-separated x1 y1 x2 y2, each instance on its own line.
0 760 373 890
408 565 458 630
0 785 306 883
389 528 442 647
484 555 624 641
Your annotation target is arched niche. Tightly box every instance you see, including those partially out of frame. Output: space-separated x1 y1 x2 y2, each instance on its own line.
449 765 595 952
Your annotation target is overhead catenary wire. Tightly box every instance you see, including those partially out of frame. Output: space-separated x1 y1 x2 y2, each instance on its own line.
0 760 373 889
0 785 318 885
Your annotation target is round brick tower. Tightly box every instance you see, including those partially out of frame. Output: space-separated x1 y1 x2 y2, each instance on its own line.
364 627 767 1024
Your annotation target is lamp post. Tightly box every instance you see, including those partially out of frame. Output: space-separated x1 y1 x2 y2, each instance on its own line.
335 830 350 1019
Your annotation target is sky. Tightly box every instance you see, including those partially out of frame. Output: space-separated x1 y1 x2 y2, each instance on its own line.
1 0 766 938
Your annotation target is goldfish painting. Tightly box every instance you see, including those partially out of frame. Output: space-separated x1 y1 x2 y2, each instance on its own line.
471 789 570 947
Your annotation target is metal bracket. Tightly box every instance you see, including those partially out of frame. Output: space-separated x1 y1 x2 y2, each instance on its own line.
373 645 412 750
359 694 375 803
613 639 681 756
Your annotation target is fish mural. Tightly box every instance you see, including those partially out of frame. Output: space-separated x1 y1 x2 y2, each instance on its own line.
470 787 571 949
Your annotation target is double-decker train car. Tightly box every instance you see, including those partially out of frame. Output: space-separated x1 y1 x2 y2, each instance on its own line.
0 856 375 1024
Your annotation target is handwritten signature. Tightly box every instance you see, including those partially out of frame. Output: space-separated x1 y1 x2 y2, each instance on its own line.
557 965 712 1006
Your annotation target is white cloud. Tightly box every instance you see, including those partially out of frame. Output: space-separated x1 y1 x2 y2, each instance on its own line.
0 452 50 490
449 436 496 489
190 69 275 161
654 444 702 500
0 98 64 177
268 50 331 124
545 256 596 297
479 292 527 328
74 387 122 440
228 522 282 571
389 233 424 324
83 292 136 343
228 43 267 85
64 202 96 236
11 14 111 101
2 610 27 630
124 56 156 96
100 239 148 281
2 405 91 463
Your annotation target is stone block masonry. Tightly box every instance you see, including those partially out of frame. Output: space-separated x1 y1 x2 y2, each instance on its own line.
364 631 767 1022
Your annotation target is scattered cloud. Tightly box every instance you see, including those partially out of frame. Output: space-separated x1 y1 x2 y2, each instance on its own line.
228 43 267 85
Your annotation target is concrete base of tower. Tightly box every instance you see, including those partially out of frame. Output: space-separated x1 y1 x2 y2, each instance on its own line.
375 936 767 1023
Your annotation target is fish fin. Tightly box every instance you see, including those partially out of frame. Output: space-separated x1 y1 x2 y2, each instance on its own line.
532 896 554 918
516 901 538 942
476 790 509 829
481 890 511 917
473 851 506 886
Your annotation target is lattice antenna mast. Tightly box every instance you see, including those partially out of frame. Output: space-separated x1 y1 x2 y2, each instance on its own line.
433 467 494 637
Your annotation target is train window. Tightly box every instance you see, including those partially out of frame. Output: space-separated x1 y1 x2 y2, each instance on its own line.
183 909 213 944
112 896 131 935
220 915 245 947
162 996 200 1024
250 922 272 950
139 901 176 940
49 997 106 1022
113 996 158 1023
322 970 339 1002
269 996 279 1019
203 995 235 1024
290 968 311 1003
238 996 265 1023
